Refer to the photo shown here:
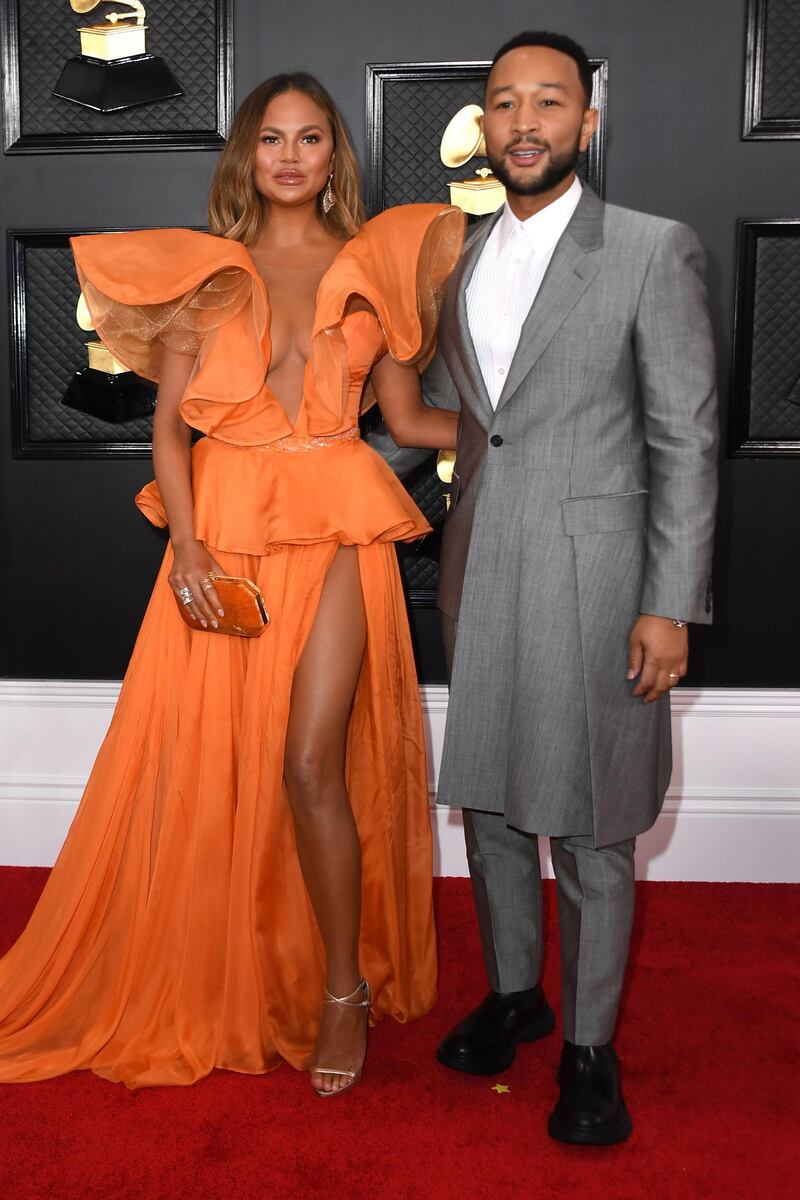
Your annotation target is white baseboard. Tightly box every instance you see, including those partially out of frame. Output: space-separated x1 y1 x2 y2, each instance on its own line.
1 681 799 881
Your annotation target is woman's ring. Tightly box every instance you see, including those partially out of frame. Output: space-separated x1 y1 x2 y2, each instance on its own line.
668 672 680 679
178 586 194 606
200 576 214 592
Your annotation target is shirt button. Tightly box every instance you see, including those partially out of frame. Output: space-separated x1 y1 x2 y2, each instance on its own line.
490 434 504 447
498 367 506 375
513 257 521 265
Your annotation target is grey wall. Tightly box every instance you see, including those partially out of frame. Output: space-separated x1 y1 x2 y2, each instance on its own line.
1 0 798 683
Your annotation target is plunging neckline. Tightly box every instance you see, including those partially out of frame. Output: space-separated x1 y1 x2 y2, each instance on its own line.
241 237 380 432
242 239 353 430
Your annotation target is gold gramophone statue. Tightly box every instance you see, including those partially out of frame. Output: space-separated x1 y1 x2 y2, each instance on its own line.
440 104 506 217
62 292 156 423
53 1 182 113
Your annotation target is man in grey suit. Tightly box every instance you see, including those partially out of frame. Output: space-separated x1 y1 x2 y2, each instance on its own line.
375 30 717 1145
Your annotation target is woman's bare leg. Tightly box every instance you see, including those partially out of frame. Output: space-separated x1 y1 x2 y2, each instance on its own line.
283 546 368 1094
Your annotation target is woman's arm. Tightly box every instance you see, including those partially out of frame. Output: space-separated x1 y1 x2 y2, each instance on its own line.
369 352 458 450
152 346 224 628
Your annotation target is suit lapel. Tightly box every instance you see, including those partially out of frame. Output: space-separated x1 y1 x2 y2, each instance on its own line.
494 186 605 415
443 211 501 427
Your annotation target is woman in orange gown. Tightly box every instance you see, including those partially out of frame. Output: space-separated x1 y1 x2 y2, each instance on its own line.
0 74 464 1093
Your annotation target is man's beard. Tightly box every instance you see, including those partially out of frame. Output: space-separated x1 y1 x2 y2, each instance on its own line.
487 132 582 196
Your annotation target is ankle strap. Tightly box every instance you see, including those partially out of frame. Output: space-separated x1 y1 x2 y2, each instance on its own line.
324 977 370 1007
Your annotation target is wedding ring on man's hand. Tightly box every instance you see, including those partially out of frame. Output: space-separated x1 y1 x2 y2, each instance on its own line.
178 586 194 606
668 673 680 679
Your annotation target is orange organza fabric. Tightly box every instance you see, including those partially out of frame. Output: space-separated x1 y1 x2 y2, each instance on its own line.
0 205 464 1088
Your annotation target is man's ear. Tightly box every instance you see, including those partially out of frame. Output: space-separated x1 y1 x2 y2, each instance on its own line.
580 108 600 152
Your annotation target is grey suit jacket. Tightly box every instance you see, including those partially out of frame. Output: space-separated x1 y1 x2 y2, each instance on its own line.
374 186 718 846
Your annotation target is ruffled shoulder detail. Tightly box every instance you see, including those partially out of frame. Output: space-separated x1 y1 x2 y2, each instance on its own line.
70 229 288 444
71 229 259 375
313 204 465 369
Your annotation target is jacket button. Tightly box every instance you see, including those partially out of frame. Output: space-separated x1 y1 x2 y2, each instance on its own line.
490 434 503 447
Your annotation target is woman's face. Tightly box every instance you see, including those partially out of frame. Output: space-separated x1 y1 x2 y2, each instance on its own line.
253 89 335 210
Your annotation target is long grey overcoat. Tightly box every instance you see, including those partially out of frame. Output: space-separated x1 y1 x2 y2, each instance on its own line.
412 186 718 848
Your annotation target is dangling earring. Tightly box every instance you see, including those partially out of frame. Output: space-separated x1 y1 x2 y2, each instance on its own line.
322 172 336 214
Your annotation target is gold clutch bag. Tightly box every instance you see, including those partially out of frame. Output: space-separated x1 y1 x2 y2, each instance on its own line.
176 573 269 638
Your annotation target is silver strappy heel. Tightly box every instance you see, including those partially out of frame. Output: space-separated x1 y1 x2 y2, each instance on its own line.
312 976 371 1098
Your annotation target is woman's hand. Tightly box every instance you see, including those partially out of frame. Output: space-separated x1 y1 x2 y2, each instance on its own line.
152 346 223 625
169 540 226 629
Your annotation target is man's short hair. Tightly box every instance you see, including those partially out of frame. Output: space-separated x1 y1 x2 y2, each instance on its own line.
489 31 594 106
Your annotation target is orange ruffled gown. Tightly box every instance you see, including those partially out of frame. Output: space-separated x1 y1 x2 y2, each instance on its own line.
0 204 464 1089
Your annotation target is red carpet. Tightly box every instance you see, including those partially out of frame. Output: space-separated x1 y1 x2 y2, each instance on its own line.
0 870 797 1199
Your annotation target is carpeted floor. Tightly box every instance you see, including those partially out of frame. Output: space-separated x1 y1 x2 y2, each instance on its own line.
0 869 797 1199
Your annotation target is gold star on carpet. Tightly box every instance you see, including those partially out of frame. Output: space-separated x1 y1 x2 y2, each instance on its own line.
491 1083 510 1094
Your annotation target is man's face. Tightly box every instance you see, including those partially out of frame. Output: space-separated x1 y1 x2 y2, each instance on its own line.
482 45 598 197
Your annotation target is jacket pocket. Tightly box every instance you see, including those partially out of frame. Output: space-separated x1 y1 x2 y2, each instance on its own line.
561 489 648 536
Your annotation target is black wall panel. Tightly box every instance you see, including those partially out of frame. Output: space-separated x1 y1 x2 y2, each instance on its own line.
1 0 799 685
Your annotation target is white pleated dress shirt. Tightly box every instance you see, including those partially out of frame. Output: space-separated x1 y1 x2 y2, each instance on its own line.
466 176 583 408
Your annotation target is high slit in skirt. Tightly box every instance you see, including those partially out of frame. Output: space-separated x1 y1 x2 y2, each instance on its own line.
0 538 436 1088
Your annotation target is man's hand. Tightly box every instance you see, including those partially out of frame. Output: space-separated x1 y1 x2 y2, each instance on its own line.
627 615 688 704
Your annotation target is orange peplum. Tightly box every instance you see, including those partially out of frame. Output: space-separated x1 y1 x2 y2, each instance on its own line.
137 431 432 556
0 205 464 1088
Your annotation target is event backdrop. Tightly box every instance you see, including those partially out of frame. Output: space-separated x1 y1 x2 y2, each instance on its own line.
0 0 798 684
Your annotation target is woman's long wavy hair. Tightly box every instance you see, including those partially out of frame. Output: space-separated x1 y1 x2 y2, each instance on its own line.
208 73 365 244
